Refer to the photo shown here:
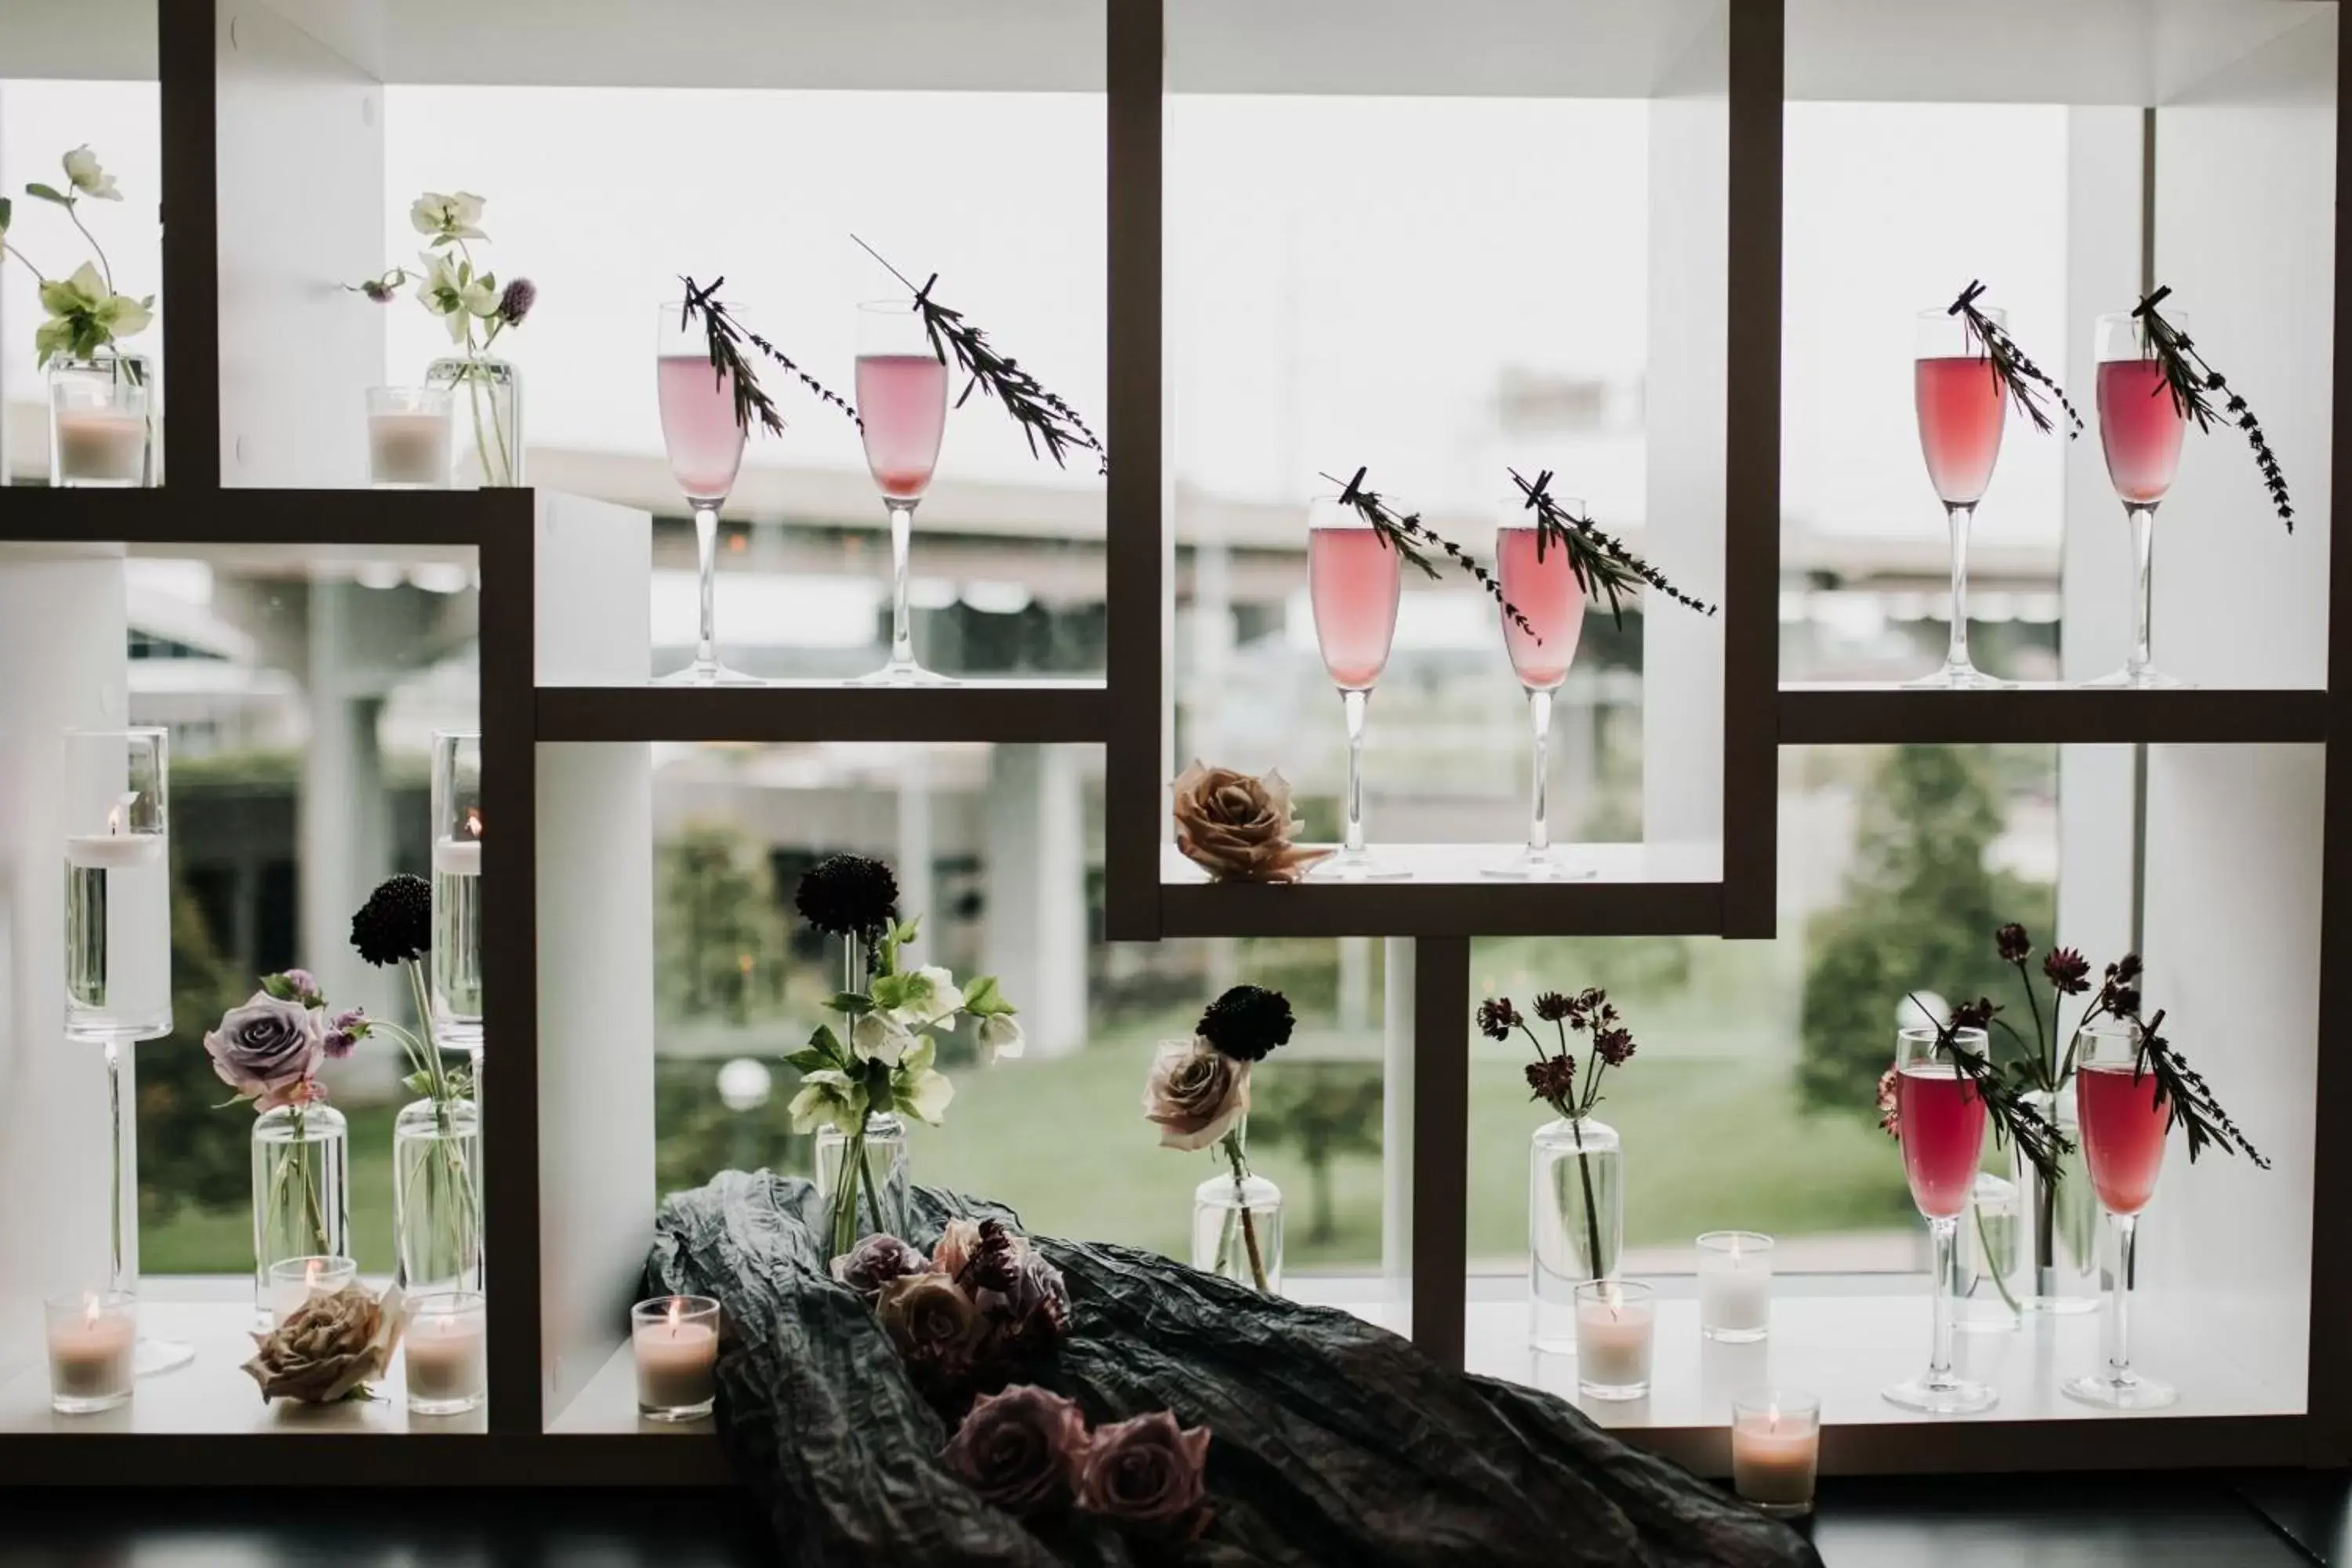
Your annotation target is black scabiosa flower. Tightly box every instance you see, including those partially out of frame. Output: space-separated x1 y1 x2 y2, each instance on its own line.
350 874 431 967
1476 996 1522 1041
1524 1055 1575 1105
1196 984 1294 1063
1950 996 2002 1033
793 853 898 938
1995 923 2032 964
1533 991 1575 1023
2042 948 2092 996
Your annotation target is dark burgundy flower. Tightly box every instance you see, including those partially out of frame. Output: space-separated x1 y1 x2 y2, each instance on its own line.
1592 1027 1636 1067
793 854 898 939
2109 985 2142 1018
360 278 396 303
1524 1055 1575 1107
1075 1410 1211 1535
1533 991 1575 1023
1195 985 1294 1063
1995 923 2032 964
829 1232 931 1302
2043 948 2092 996
2112 953 2143 985
1476 997 1522 1041
350 875 431 967
942 1384 1088 1517
1950 997 2001 1033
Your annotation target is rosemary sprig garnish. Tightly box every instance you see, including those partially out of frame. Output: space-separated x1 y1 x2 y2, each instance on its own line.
676 275 860 438
2124 1007 2270 1168
1508 468 1717 628
851 235 1105 476
1910 993 2071 1190
1322 466 1533 639
1948 280 2082 438
2130 285 2293 531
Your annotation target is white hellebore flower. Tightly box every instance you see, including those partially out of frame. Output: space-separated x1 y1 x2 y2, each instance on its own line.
410 190 487 240
891 965 967 1031
414 252 498 343
62 146 122 201
786 1069 866 1138
895 1065 956 1126
978 1012 1025 1064
851 1008 916 1066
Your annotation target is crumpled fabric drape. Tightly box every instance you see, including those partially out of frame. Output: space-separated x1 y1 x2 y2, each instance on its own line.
647 1171 1824 1568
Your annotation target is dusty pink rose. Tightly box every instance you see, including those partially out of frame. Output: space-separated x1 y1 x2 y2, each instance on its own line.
1076 1410 1212 1534
875 1272 985 1374
1142 1038 1250 1152
830 1233 932 1302
204 991 326 1112
942 1383 1090 1516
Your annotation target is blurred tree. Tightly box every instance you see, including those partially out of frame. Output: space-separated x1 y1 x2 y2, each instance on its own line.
1248 1061 1383 1244
659 822 789 1025
137 885 270 1226
1797 746 2055 1116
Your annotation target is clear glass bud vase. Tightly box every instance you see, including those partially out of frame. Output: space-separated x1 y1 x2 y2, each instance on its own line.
1530 1114 1623 1353
1192 1122 1284 1294
48 354 154 488
427 355 524 487
394 1097 484 1294
815 1111 910 1258
251 1104 350 1316
2013 1083 2101 1313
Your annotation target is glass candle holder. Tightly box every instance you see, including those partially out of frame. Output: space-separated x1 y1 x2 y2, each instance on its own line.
1697 1232 1773 1342
632 1296 720 1421
267 1254 358 1327
63 728 171 1044
1573 1279 1655 1401
49 355 154 488
46 1290 136 1414
429 731 485 1052
366 386 455 488
1731 1389 1821 1518
405 1290 488 1417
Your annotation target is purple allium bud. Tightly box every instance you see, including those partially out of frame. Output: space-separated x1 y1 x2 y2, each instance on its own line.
361 278 396 303
323 1007 368 1059
496 276 537 325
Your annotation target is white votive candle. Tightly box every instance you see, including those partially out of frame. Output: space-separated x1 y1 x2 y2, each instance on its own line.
55 411 148 484
433 835 483 877
405 1292 488 1416
1731 1390 1820 1517
267 1254 358 1326
64 832 165 870
366 388 454 488
46 1290 136 1414
1573 1280 1655 1400
632 1296 720 1421
1697 1231 1773 1343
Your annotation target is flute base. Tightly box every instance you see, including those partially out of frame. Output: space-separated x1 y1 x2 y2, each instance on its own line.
2083 664 2192 691
657 657 761 687
1483 845 1597 882
1311 848 1410 883
849 656 956 688
135 1336 195 1377
1881 1371 1997 1414
2063 1368 2178 1410
1901 661 2011 691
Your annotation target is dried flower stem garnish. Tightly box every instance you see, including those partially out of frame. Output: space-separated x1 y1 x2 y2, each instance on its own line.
676 274 860 438
851 235 1104 475
1907 992 2071 1189
1508 468 1717 627
1323 465 1532 636
1948 280 2082 438
2128 1007 2270 1168
2130 285 2293 531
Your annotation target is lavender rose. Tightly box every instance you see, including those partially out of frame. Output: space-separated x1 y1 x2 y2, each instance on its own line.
942 1384 1089 1516
875 1272 985 1373
1076 1410 1212 1534
830 1233 932 1301
204 991 326 1111
1142 1038 1250 1152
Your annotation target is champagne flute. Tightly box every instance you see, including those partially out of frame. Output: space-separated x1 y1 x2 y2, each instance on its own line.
1306 497 1407 880
1486 496 1595 880
655 302 756 685
853 300 953 686
1882 1023 1998 1414
2087 310 2192 689
2063 1023 2179 1409
1908 306 2012 689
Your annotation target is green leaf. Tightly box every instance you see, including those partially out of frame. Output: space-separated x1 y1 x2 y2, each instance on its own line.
784 1047 829 1074
895 916 923 947
24 183 68 206
808 1023 846 1064
869 972 916 1011
826 991 874 1016
0 196 12 233
401 1070 434 1096
260 975 297 1002
961 975 1007 1016
896 1033 937 1080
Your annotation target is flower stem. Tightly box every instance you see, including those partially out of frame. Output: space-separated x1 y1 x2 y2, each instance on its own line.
1568 1113 1606 1283
1221 1127 1269 1293
66 201 114 296
1973 1193 2022 1316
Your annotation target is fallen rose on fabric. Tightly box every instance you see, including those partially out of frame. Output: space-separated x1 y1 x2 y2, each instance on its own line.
942 1383 1090 1517
241 1283 404 1403
875 1271 985 1376
1076 1408 1213 1535
829 1233 933 1302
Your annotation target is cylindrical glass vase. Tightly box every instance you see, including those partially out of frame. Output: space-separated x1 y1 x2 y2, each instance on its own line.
62 728 172 1044
1951 1171 2021 1333
2013 1083 2101 1313
428 354 524 488
1192 1166 1285 1295
1530 1114 1623 1354
394 1097 483 1294
430 731 485 1053
251 1105 350 1320
49 354 154 487
814 1112 910 1258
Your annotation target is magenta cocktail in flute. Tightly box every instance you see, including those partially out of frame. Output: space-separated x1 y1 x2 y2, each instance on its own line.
2089 313 2192 688
853 303 953 685
1883 1023 1998 1414
1486 510 1593 880
2066 1024 2179 1409
655 303 757 684
1306 498 1406 880
1907 307 2013 689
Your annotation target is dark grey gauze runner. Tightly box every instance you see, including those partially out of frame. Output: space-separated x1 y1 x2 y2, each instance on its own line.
646 1172 1824 1568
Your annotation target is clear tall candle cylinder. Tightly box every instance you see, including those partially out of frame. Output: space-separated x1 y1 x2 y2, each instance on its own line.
63 728 172 1043
430 731 485 1052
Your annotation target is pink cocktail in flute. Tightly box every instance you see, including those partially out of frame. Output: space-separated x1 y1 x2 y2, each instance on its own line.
1882 1023 1998 1414
2077 1060 2169 1216
1305 497 1406 881
2064 1025 2180 1409
654 302 758 685
2089 310 2194 688
1486 514 1595 881
1906 307 2014 689
853 303 954 684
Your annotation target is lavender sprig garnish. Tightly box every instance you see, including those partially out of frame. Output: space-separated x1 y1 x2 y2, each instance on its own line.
851 236 1104 476
1948 279 2082 438
2131 285 2293 531
1508 468 1717 628
1323 466 1534 639
2125 1007 2270 1168
676 275 860 438
1907 992 2071 1189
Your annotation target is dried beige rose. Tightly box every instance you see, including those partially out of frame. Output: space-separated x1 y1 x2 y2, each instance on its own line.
1142 1037 1250 1152
1171 760 1330 884
242 1283 405 1403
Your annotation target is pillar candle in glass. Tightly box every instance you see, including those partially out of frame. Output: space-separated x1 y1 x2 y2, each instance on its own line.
1730 1389 1820 1518
266 1254 358 1327
366 386 455 488
49 356 153 487
430 731 485 1052
63 728 172 1043
1573 1279 1655 1401
1697 1231 1773 1342
405 1291 488 1417
632 1296 719 1421
46 1290 136 1414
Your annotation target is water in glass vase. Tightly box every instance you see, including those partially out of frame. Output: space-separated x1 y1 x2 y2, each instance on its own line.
431 836 484 1049
2096 358 2186 506
1896 1065 1986 1221
656 354 749 501
1308 526 1402 690
64 834 171 1040
2076 1062 2169 1214
1529 1115 1623 1354
1914 356 2007 506
855 353 949 500
1495 525 1588 689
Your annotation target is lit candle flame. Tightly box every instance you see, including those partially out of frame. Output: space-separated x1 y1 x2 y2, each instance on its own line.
106 805 122 836
667 1298 684 1337
305 1258 321 1290
1767 1403 1780 1432
464 806 484 840
82 1293 101 1330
